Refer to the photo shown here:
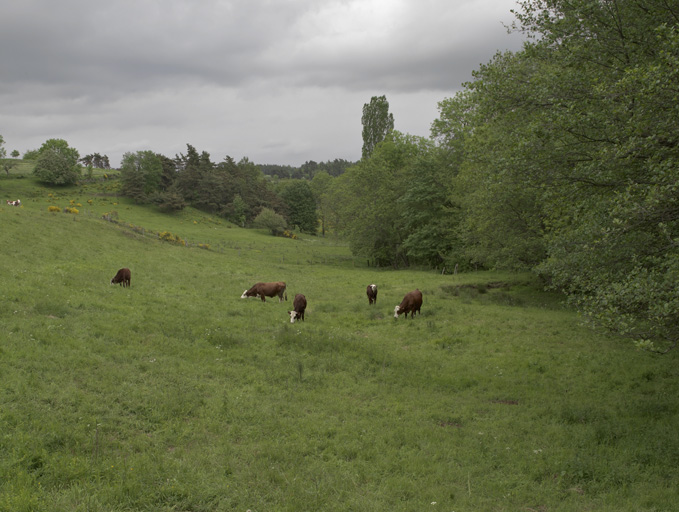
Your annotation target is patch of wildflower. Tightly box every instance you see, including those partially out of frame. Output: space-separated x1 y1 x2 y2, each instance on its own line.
159 231 186 246
48 206 61 213
64 207 79 214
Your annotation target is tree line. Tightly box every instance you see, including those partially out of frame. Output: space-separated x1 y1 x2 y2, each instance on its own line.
119 146 322 234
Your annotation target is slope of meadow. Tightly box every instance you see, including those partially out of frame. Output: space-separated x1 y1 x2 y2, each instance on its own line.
1 176 678 511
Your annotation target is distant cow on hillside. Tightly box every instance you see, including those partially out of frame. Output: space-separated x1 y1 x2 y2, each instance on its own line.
366 284 378 305
6 199 21 206
289 294 307 323
241 281 287 302
111 267 131 288
394 289 422 319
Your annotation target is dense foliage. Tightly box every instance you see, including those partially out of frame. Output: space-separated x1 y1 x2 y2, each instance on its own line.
333 132 459 268
431 0 679 351
279 180 318 234
32 138 81 185
260 158 354 179
120 145 285 225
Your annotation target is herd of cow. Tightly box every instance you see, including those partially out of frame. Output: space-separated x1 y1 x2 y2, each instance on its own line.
239 281 423 322
111 268 423 323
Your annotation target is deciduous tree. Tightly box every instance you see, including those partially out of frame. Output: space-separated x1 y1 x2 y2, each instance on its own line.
32 139 81 185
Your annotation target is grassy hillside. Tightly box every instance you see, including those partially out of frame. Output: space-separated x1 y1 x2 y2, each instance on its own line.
1 158 36 177
1 176 678 511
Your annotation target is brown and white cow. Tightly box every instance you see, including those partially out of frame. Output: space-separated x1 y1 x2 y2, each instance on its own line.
366 284 378 305
241 281 287 302
288 294 307 323
394 289 422 319
111 267 131 287
6 199 21 206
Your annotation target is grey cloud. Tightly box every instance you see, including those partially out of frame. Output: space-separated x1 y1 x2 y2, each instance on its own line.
1 0 525 166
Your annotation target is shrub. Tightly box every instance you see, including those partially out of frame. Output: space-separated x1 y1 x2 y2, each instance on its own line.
253 207 287 236
158 231 186 246
48 206 61 213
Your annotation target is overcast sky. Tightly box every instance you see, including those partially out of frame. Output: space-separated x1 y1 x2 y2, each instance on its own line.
1 0 525 167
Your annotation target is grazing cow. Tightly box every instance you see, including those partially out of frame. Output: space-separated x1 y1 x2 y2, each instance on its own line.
366 284 378 305
241 281 287 302
288 294 307 323
394 289 423 319
111 267 131 287
6 199 21 206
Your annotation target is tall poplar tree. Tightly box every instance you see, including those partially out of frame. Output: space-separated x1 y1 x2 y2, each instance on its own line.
361 95 394 159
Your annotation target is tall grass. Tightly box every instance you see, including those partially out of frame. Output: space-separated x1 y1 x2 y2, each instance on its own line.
1 176 678 511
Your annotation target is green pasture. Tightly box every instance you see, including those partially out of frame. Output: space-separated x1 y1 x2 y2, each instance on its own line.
1 176 677 511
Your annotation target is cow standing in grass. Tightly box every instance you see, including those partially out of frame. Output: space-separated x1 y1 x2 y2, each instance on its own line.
289 294 307 323
111 268 131 287
241 281 287 302
366 284 378 305
394 289 422 319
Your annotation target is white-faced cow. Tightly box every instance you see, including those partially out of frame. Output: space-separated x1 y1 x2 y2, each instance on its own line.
111 267 131 288
288 294 307 323
241 281 287 302
6 199 21 206
394 289 423 319
366 284 378 305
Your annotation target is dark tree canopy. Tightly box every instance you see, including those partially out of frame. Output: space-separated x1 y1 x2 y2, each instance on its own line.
280 180 318 234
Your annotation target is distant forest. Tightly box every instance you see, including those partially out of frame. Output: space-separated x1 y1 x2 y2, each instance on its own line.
259 159 354 180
